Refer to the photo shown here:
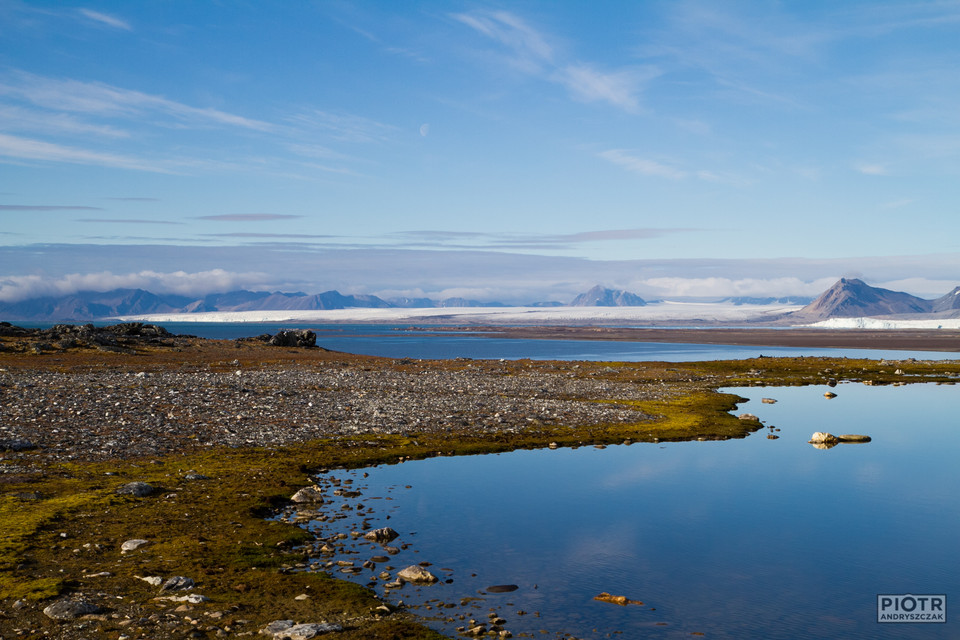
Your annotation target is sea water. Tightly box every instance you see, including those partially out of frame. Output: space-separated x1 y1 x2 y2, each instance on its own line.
30 320 957 362
296 383 959 639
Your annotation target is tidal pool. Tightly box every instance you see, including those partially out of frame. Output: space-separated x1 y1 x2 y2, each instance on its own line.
292 383 959 639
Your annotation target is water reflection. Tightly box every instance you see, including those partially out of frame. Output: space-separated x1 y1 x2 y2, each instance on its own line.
286 383 959 639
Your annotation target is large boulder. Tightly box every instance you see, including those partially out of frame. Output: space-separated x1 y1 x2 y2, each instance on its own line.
268 329 316 348
43 599 101 620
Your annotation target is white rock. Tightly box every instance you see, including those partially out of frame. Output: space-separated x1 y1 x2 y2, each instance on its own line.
397 565 438 584
260 620 342 638
291 485 325 503
160 594 209 604
121 539 150 553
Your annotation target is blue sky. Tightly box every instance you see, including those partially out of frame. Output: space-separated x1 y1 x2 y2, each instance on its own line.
2 1 960 303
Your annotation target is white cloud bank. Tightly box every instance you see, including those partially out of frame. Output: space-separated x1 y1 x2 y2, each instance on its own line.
0 269 270 303
1 246 958 305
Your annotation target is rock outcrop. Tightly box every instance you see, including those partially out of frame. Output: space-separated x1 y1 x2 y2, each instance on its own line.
791 278 932 320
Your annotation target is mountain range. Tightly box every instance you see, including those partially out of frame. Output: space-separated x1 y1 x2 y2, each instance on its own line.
0 285 647 322
1 279 957 323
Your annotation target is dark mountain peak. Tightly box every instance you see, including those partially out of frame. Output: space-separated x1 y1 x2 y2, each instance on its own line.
793 278 932 319
569 285 646 307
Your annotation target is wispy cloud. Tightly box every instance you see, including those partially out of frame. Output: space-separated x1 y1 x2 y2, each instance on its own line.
77 218 182 225
0 71 274 132
196 214 303 222
0 132 168 172
0 104 130 138
452 10 554 73
597 149 687 180
856 163 889 175
0 204 102 211
78 8 131 31
554 65 652 111
201 232 335 239
285 110 395 144
391 227 694 249
549 229 694 242
453 10 651 112
0 268 269 303
0 70 391 178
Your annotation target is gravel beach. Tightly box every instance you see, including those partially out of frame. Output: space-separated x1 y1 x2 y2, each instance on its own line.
0 323 674 464
0 360 662 463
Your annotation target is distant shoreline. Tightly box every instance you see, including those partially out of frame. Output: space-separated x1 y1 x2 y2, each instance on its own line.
446 325 960 353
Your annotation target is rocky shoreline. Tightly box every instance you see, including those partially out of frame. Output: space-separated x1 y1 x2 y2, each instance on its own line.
4 324 960 640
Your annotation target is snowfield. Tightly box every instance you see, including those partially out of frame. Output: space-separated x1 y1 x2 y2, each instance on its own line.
114 301 801 325
807 317 960 329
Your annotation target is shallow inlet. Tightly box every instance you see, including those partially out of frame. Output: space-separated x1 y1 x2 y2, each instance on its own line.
286 383 959 639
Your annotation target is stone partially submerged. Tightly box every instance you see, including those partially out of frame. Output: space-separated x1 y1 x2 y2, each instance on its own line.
809 432 871 449
363 527 399 543
397 565 438 584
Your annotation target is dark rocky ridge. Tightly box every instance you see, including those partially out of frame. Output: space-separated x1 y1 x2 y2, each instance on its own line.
569 285 646 307
789 278 958 320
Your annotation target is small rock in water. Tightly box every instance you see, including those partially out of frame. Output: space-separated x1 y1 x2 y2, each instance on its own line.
486 584 519 593
364 527 399 543
593 592 643 606
837 434 872 443
761 398 777 404
397 565 438 584
808 432 839 444
824 391 838 399
738 413 759 421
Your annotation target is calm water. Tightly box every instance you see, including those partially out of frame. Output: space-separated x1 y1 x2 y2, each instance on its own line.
39 321 960 361
296 383 959 639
